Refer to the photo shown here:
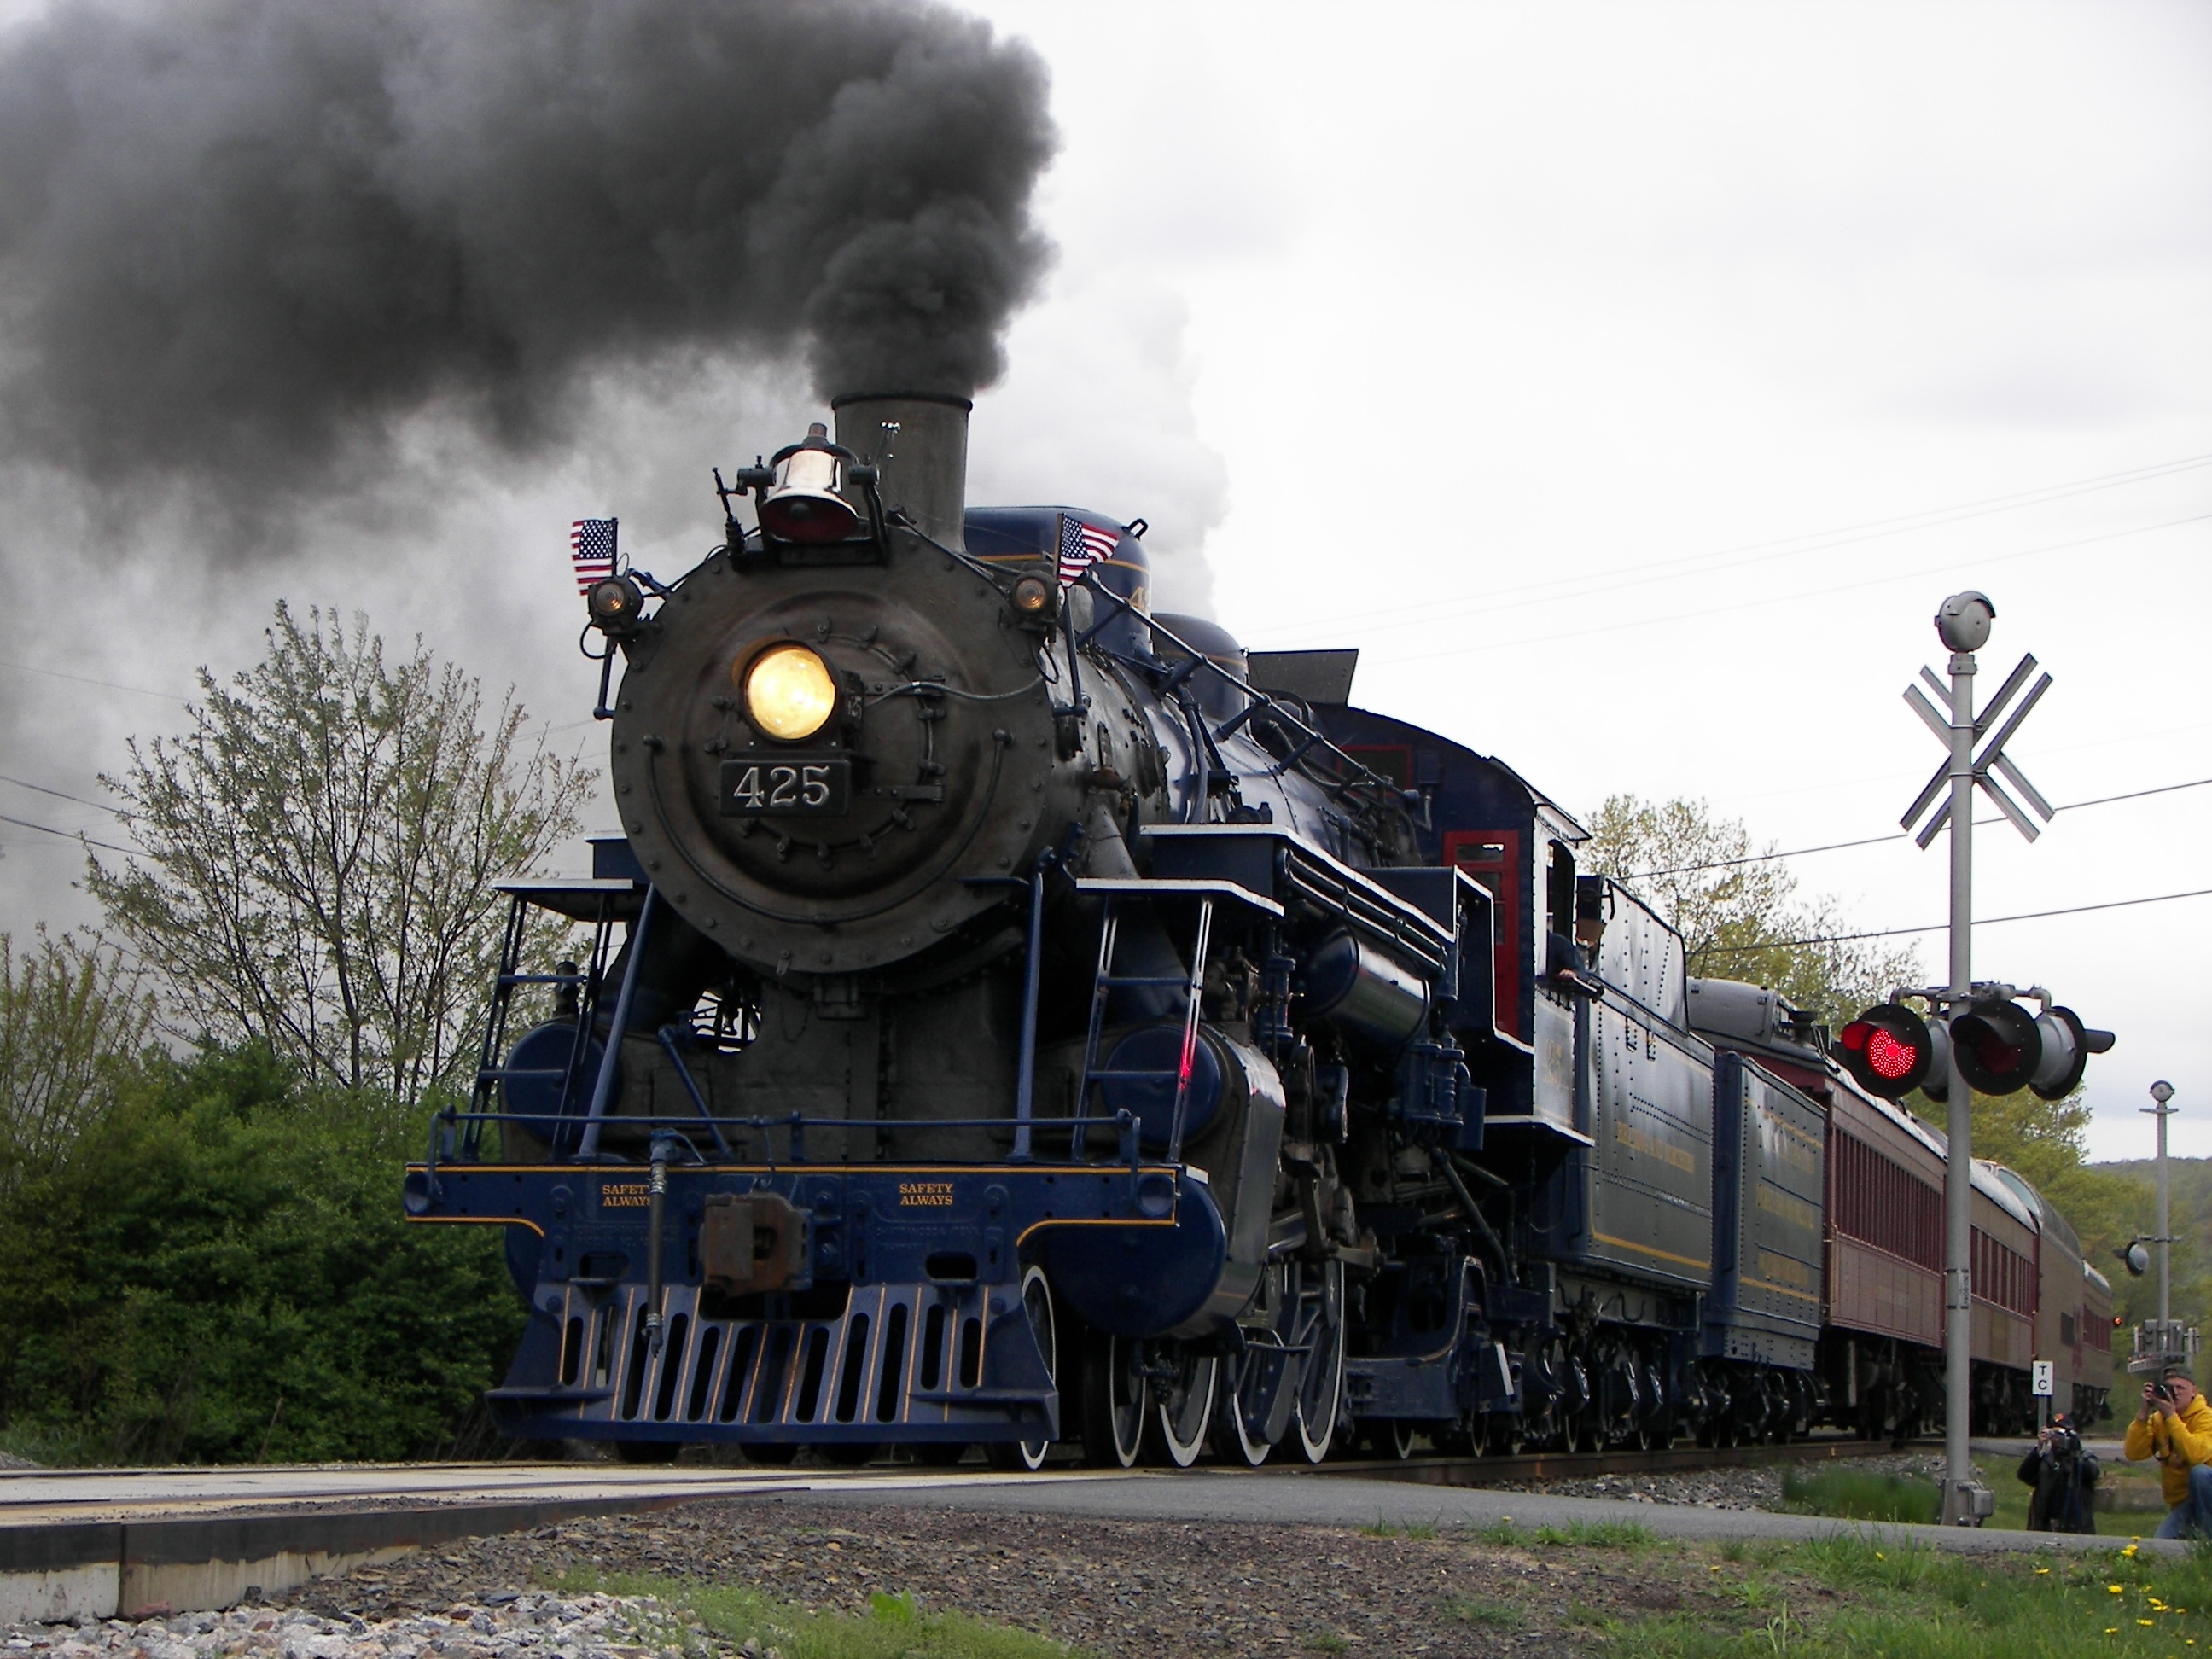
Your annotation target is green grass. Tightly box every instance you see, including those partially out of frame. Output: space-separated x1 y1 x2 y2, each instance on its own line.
545 1569 1083 1659
1474 1516 1655 1549
1779 1465 1944 1525
1443 1594 1526 1628
1637 1534 2212 1658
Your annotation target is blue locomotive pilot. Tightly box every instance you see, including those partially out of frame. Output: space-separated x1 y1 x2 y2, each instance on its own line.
2124 1369 2212 1539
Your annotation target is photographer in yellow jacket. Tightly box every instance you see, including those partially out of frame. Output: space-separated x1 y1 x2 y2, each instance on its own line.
2124 1369 2212 1540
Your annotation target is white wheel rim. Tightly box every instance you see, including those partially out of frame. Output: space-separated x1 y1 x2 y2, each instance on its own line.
1015 1266 1056 1470
1105 1334 1144 1468
1221 1353 1273 1466
1157 1353 1218 1468
1294 1279 1345 1463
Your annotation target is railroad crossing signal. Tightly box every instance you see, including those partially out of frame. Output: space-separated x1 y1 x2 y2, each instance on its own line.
1900 639 2054 847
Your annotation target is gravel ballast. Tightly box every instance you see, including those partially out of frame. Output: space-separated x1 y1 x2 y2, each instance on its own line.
2 1501 1760 1657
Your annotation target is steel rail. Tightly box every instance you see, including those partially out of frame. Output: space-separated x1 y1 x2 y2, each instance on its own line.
1330 1432 1935 1489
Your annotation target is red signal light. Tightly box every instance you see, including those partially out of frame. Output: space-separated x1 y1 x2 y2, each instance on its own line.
1833 1004 1935 1099
1865 1027 1921 1081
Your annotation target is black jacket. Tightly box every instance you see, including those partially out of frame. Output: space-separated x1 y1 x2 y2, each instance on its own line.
2017 1443 2100 1534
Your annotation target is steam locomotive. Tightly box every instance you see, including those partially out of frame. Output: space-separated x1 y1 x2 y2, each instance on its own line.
403 393 2110 1464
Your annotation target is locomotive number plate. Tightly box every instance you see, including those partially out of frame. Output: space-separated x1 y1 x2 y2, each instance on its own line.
719 755 850 817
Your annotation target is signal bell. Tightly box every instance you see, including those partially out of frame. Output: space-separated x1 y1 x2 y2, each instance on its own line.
1834 1004 1938 1099
758 423 860 544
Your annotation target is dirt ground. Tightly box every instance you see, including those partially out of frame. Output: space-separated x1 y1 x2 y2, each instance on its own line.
280 1499 1748 1656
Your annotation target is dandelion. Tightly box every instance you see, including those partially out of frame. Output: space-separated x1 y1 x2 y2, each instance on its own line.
2125 1545 2142 1558
2115 1586 2129 1595
2141 1619 2157 1627
1876 1552 1886 1561
2107 1627 2121 1635
2036 1567 2052 1575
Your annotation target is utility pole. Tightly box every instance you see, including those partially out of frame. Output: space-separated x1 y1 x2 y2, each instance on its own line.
1899 591 2054 1526
2153 1080 2175 1335
2116 1082 2194 1375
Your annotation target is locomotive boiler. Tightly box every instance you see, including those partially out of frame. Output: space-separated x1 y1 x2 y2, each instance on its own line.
403 392 2108 1464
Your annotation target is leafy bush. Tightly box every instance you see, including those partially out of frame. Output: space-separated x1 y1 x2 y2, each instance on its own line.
0 1044 523 1463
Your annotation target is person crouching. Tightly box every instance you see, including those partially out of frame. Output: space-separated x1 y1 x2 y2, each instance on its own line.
2123 1369 2212 1540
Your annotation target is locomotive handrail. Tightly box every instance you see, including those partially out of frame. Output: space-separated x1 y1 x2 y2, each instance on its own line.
425 1105 1150 1174
901 518 1400 818
1066 571 1401 815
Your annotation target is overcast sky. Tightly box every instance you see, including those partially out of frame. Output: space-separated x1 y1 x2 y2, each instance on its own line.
0 0 2204 1162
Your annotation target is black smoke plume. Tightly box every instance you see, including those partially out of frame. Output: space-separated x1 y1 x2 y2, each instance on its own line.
0 0 1053 513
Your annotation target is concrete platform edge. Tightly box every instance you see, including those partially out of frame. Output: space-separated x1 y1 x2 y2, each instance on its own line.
0 1492 758 1624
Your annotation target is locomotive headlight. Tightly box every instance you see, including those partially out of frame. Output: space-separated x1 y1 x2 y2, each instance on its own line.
742 643 839 742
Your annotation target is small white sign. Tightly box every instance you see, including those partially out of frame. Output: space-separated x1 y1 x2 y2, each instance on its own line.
2032 1359 2055 1397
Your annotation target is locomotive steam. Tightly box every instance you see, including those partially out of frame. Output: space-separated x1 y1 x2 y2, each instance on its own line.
406 384 2112 1468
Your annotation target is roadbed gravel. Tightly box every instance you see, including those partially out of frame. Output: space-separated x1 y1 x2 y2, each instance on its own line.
259 1499 1739 1656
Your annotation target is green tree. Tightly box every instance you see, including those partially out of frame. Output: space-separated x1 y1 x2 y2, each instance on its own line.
0 928 150 1194
1581 794 1921 1025
0 1044 525 1464
89 603 593 1109
1947 1085 2145 1278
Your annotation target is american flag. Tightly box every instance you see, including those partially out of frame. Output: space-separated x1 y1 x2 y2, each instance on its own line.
1058 515 1120 586
570 518 618 594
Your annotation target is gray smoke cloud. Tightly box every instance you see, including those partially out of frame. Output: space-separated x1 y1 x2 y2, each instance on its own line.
0 0 1053 523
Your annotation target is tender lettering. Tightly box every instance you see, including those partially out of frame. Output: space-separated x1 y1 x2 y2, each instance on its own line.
1613 1118 1696 1173
899 1181 955 1208
1757 1249 1814 1290
1757 1183 1819 1232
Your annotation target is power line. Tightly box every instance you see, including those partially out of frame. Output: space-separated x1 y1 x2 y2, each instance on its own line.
0 659 190 703
1247 451 2212 647
0 811 136 858
1624 775 2212 879
1377 509 2212 668
0 772 117 814
1696 885 2212 958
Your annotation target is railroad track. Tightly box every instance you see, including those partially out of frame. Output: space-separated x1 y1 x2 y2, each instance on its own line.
0 1435 1959 1623
1330 1432 1930 1488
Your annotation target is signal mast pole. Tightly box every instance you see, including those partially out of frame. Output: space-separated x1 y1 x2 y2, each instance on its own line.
1940 615 1978 1527
1901 591 2052 1524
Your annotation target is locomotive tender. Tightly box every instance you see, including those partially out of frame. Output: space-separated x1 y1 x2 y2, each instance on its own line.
403 393 2110 1464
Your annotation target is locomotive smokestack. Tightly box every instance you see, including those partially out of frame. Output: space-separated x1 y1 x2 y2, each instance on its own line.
833 393 972 551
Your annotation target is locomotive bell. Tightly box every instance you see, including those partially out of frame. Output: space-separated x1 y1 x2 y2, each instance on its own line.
758 423 860 544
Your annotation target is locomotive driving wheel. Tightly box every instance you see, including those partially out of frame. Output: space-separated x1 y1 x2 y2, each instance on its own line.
1291 1258 1347 1464
1146 1346 1220 1469
1078 1328 1148 1469
987 1266 1059 1471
